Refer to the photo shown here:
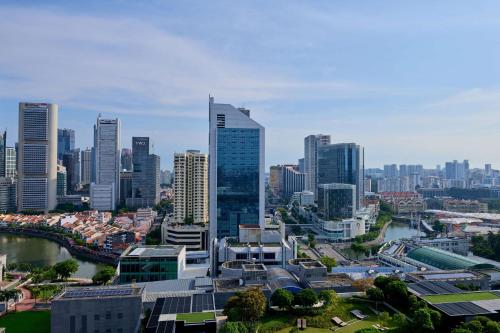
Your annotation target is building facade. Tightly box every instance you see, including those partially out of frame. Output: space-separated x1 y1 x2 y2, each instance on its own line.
57 128 75 161
57 164 67 197
62 149 80 193
304 134 331 197
5 147 16 179
173 150 208 224
317 142 364 209
209 97 265 240
317 183 356 220
119 171 132 206
18 102 58 212
91 116 120 211
0 177 16 212
80 148 92 186
126 137 160 208
162 223 209 251
0 131 5 177
120 148 132 171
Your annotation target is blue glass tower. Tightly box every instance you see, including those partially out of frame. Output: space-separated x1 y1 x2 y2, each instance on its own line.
209 97 265 242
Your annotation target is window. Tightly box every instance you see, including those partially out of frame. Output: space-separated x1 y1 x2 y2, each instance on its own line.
236 253 247 260
105 311 111 320
94 314 100 321
117 313 123 319
70 316 76 333
263 253 275 260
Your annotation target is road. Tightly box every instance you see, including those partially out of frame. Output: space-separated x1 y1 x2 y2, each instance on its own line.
362 220 392 247
315 243 349 262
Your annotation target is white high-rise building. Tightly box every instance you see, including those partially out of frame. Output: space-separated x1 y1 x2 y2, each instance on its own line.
91 116 120 211
5 147 16 179
18 102 58 212
173 150 208 224
304 134 331 198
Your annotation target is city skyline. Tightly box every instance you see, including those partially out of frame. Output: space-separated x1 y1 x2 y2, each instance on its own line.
1 1 500 169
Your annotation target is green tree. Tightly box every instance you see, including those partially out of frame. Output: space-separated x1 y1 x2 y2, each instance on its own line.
413 308 434 333
238 287 266 322
351 243 367 259
219 322 248 333
271 289 294 310
92 266 116 285
367 287 384 310
54 259 79 280
318 290 336 307
385 280 408 308
433 220 444 233
319 256 336 271
377 312 390 327
391 313 408 331
294 288 318 308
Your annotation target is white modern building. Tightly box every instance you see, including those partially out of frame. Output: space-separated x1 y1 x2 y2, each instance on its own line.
173 150 208 224
91 116 120 211
18 102 58 212
5 147 16 179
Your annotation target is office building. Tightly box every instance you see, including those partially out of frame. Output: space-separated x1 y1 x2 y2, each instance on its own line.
209 97 265 240
91 116 120 211
80 148 92 186
62 149 80 193
290 191 314 206
57 164 67 196
162 223 209 251
51 286 143 333
0 177 16 212
160 169 173 186
269 165 305 199
119 171 132 206
5 147 16 179
269 166 282 195
18 102 58 212
0 131 5 177
57 128 75 160
118 245 186 283
173 150 208 224
126 137 160 208
318 183 356 219
121 148 132 171
298 158 305 173
317 143 364 208
304 134 331 197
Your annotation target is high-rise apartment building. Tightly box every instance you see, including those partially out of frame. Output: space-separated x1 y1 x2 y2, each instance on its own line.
209 97 265 241
91 116 120 211
0 131 5 177
121 148 132 171
18 102 58 212
57 128 75 161
269 165 305 199
383 164 398 178
317 142 364 209
445 160 470 182
304 134 331 198
80 148 92 186
173 150 208 224
126 137 160 208
5 147 16 179
62 149 80 193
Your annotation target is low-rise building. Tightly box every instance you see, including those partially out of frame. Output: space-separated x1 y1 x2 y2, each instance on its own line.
118 245 186 284
51 285 143 333
161 223 209 251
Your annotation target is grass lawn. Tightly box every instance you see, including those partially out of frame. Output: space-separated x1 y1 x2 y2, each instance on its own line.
276 317 379 333
176 312 215 323
422 292 500 304
0 311 50 333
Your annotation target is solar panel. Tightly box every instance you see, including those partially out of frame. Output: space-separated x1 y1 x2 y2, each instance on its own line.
434 302 492 316
193 294 215 312
161 296 192 314
408 281 463 296
152 298 165 316
214 292 235 310
63 288 134 299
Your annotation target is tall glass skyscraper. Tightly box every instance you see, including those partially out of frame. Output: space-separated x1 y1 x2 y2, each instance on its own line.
304 134 331 198
317 143 364 209
0 131 5 177
209 97 265 241
57 128 75 160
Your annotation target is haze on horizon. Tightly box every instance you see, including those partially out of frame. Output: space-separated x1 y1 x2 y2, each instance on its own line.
1 0 499 170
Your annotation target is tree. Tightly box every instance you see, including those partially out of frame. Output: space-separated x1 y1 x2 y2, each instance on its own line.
92 266 116 285
319 256 336 271
54 259 79 280
351 243 367 259
367 287 384 310
271 289 294 310
433 220 444 233
352 278 374 292
413 308 434 333
294 288 318 308
224 295 242 321
377 312 390 327
238 287 266 322
355 328 379 333
318 290 336 307
219 322 248 333
391 313 407 331
385 280 408 308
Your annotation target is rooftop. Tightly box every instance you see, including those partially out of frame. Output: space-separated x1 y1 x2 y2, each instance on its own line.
121 245 185 258
60 286 143 300
407 246 483 270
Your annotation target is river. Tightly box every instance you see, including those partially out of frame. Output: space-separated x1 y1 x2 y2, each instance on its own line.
0 233 106 279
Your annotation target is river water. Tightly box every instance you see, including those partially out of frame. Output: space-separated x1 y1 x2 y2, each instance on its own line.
0 233 106 279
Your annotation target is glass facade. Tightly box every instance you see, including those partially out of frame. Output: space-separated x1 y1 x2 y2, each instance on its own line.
216 128 260 239
318 184 356 220
119 256 178 283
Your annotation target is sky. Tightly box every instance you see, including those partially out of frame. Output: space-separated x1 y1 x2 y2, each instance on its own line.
1 1 500 170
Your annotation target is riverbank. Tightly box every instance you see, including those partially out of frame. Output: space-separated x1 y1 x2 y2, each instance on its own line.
0 227 118 266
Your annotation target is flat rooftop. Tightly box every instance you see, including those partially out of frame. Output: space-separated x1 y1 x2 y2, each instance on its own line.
242 264 267 272
122 245 184 257
60 286 143 300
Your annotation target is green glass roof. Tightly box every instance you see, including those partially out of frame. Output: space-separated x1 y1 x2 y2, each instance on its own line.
407 246 482 270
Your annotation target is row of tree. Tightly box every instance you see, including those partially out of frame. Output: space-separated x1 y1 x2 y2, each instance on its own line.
29 259 79 283
471 232 500 261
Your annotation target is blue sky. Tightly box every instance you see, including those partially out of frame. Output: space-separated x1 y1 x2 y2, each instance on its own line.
1 1 500 169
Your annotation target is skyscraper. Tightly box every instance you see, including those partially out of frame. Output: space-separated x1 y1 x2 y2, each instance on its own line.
57 164 67 196
62 149 80 193
18 102 58 212
173 150 208 224
0 177 16 213
5 147 16 179
57 128 75 160
304 134 331 198
121 148 132 171
126 137 160 208
80 148 92 186
209 97 265 241
91 116 120 211
317 142 364 209
0 131 5 177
